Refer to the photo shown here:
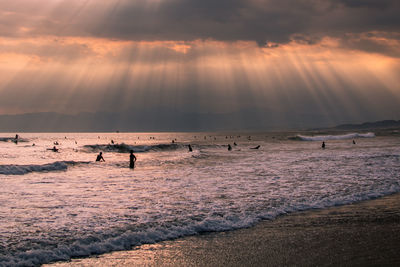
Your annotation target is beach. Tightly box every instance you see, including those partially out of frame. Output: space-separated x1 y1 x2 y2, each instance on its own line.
46 193 400 266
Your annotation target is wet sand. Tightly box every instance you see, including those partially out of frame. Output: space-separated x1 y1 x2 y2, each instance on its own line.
46 193 400 266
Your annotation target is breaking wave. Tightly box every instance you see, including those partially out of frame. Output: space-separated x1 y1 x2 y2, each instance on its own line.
0 161 89 175
1 187 399 267
83 143 182 153
0 137 29 142
289 132 375 141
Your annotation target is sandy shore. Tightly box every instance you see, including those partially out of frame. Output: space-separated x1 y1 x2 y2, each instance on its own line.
46 193 400 266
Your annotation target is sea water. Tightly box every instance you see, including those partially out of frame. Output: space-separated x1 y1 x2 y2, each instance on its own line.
0 131 399 266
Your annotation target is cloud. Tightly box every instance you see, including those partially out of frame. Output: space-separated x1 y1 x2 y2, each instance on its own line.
1 1 399 46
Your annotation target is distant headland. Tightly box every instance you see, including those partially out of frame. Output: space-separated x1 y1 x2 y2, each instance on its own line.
331 120 400 130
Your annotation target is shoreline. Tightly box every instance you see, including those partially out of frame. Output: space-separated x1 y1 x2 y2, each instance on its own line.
46 193 400 266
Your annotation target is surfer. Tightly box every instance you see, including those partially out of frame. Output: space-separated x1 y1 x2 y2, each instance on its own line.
228 144 232 151
353 140 356 145
48 146 58 152
322 141 326 149
129 150 137 169
251 145 260 149
96 152 105 162
188 144 193 152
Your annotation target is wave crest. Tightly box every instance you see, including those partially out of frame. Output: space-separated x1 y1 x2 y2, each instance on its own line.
0 137 29 142
289 132 375 141
0 161 88 175
83 143 181 153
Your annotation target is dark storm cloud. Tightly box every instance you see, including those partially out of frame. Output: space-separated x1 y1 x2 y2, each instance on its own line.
2 0 400 45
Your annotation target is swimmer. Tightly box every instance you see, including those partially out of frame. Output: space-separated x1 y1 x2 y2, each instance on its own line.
96 152 105 162
228 144 232 151
251 145 260 149
353 140 356 145
47 146 58 152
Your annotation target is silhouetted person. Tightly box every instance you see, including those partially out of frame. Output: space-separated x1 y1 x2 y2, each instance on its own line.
188 144 193 152
228 144 232 151
353 140 356 145
322 141 326 149
130 150 137 169
234 142 237 146
96 152 105 162
15 134 19 140
111 140 114 144
251 145 260 149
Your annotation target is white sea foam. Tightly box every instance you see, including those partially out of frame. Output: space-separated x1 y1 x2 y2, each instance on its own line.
293 132 375 141
1 186 398 266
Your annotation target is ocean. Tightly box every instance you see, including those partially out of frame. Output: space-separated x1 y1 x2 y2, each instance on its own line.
0 131 399 266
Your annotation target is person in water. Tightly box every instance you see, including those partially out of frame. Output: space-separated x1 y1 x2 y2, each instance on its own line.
47 146 58 152
251 145 260 149
322 141 326 149
96 152 105 162
228 144 232 151
188 144 193 152
129 150 137 169
353 140 356 145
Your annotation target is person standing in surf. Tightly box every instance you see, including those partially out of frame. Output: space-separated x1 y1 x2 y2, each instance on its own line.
129 150 137 169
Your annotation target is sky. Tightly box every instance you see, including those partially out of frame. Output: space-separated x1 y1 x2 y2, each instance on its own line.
0 0 399 130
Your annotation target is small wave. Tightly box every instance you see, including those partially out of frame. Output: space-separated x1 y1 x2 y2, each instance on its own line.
0 161 88 175
289 132 375 141
83 143 182 153
0 137 29 142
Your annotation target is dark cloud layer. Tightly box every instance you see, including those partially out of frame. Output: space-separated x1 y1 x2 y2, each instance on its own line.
1 0 399 47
